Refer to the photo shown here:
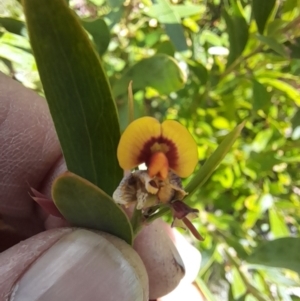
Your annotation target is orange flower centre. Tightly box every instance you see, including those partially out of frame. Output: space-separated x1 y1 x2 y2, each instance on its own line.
147 151 169 179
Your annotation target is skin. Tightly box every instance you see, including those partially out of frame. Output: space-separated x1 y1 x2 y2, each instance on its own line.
0 72 203 301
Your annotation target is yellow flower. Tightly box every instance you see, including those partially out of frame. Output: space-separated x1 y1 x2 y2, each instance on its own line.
117 117 198 179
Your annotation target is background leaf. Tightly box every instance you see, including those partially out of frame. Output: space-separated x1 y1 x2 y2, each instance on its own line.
247 238 300 275
3 0 300 299
81 18 110 55
23 0 123 195
222 9 249 67
112 54 186 97
145 0 188 52
252 79 271 111
185 121 245 198
257 35 290 57
252 0 276 34
53 172 133 245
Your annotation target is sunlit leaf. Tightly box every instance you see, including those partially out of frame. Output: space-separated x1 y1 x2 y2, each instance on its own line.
252 0 276 34
269 207 290 238
252 79 271 111
53 172 133 244
171 4 205 18
196 278 217 301
185 121 245 197
231 266 247 299
247 237 300 275
112 54 185 97
0 32 31 49
107 0 124 8
222 9 248 67
23 0 123 195
145 0 187 52
259 78 300 106
257 35 289 57
0 43 34 69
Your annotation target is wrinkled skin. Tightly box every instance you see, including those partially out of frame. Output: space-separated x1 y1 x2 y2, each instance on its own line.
0 73 203 301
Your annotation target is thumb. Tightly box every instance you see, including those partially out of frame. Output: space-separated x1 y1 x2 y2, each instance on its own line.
1 228 148 301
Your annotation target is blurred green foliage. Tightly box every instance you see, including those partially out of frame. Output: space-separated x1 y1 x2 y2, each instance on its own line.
1 0 300 300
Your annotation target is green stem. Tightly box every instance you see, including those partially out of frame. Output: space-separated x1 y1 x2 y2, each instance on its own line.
224 249 270 301
130 205 143 237
146 207 170 224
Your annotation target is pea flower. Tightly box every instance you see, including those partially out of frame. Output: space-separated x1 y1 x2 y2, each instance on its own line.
113 117 203 240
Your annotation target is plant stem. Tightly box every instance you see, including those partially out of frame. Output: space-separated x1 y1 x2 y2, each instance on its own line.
224 249 270 301
130 205 143 236
146 207 170 223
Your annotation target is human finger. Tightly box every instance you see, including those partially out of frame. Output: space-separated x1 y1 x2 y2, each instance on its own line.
0 228 148 301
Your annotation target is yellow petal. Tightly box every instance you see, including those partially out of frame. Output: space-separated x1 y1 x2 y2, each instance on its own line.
161 120 198 178
117 117 161 170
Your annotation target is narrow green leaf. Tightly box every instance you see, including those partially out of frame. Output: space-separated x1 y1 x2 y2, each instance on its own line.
53 172 133 245
0 17 25 35
112 54 186 97
145 0 187 52
259 78 300 106
171 4 205 18
0 32 31 50
107 0 124 8
23 0 123 195
195 278 217 301
223 10 249 67
185 121 245 197
269 207 290 238
286 37 300 59
257 35 289 57
231 266 247 299
252 79 271 111
252 0 276 34
156 40 175 57
0 43 34 68
247 237 300 275
81 18 110 55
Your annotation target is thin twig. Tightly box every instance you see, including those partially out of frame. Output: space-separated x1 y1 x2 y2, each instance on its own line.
224 249 270 301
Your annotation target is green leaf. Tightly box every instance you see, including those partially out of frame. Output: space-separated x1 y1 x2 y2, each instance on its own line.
257 35 289 57
0 17 25 35
231 267 247 299
171 4 205 18
0 43 34 68
259 78 300 106
156 40 175 57
292 109 300 130
195 278 217 301
107 0 124 8
0 32 31 50
145 0 187 52
247 237 300 275
53 172 133 245
23 0 123 196
185 121 245 197
188 60 208 84
222 9 249 67
252 0 276 34
252 79 271 111
112 54 186 97
269 207 290 238
81 18 110 55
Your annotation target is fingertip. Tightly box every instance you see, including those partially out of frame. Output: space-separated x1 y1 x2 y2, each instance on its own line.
1 228 148 301
134 220 185 299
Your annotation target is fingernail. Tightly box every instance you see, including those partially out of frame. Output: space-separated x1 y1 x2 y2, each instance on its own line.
10 229 148 301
